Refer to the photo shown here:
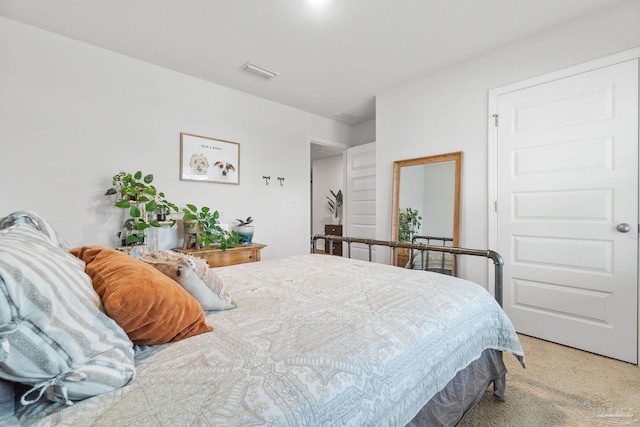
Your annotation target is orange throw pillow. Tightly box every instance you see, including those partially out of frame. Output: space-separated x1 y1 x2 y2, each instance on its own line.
70 246 212 345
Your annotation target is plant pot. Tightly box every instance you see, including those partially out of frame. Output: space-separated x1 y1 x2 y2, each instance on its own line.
156 207 167 222
136 233 146 246
397 247 410 267
182 219 200 235
331 216 341 225
236 225 254 244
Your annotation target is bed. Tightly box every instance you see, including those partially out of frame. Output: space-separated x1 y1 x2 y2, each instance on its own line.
1 212 524 426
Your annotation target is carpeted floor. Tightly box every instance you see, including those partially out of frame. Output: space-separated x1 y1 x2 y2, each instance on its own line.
460 334 640 426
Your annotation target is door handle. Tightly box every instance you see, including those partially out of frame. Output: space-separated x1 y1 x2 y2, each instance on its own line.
616 223 631 233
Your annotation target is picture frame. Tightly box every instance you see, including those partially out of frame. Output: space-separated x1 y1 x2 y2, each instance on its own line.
180 133 240 184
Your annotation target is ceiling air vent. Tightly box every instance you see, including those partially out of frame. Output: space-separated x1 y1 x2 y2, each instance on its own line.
239 61 279 81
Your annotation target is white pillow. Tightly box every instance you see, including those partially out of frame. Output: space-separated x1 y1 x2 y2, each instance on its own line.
0 223 135 405
140 250 237 311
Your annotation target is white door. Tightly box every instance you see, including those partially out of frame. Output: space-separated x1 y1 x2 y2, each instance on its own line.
496 60 638 363
346 142 376 261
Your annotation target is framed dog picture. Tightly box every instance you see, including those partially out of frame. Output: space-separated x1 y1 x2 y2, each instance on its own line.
180 133 240 184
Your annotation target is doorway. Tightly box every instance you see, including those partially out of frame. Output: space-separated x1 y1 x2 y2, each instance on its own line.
310 140 346 248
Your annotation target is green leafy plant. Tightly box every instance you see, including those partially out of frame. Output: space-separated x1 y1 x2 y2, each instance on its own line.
105 171 152 202
105 170 178 245
119 218 146 246
105 171 178 220
327 189 343 219
183 204 240 250
153 193 179 223
398 207 422 242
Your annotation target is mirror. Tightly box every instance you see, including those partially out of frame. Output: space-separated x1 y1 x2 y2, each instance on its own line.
391 152 462 275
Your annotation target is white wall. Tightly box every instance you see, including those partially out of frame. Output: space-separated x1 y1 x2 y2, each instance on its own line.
312 156 344 238
351 119 376 145
376 0 640 286
0 17 351 260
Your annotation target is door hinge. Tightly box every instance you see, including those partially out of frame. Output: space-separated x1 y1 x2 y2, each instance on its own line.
492 114 499 127
494 201 498 212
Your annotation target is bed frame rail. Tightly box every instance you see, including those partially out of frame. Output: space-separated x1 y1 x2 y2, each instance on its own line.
312 234 504 307
411 235 454 273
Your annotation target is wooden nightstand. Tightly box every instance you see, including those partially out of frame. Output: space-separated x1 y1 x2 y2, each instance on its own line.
324 224 343 256
174 243 267 268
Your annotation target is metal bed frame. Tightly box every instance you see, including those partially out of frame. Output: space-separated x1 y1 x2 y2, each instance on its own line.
410 235 454 273
311 234 504 307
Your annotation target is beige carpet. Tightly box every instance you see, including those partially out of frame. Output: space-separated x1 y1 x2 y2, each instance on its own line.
460 334 640 427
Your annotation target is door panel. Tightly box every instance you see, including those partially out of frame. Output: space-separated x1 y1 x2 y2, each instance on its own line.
346 142 376 261
496 60 638 363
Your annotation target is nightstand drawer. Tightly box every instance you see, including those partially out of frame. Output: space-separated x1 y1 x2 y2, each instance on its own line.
174 243 266 268
324 224 343 235
324 224 343 257
202 248 257 267
326 242 343 256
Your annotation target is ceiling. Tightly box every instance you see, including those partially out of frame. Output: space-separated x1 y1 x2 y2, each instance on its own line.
0 0 626 125
310 143 344 161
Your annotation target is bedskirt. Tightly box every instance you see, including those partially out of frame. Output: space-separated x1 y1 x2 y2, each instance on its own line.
408 348 506 426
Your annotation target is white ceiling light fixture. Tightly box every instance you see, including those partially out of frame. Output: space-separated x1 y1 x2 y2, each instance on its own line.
239 61 279 81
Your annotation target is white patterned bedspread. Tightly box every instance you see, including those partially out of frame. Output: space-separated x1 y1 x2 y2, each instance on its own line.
20 254 524 426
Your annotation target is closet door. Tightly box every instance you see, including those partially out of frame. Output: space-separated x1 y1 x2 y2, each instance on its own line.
495 60 638 363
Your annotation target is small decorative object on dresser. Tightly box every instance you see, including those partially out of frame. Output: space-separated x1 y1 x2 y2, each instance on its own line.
173 243 267 268
235 217 254 244
324 224 343 256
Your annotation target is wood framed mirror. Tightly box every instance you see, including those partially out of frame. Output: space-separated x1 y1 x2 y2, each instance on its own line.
391 152 462 274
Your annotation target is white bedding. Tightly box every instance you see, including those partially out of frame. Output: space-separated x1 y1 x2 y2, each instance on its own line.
19 254 524 426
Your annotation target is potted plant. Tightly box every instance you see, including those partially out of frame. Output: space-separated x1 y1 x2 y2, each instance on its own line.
396 207 422 267
117 214 149 247
327 189 343 224
235 217 254 244
182 204 211 236
105 170 178 223
106 170 151 202
118 218 147 246
398 207 422 242
105 170 178 247
182 204 241 250
153 192 178 223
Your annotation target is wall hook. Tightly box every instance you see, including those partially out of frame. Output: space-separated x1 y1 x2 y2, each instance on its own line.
263 175 271 185
277 177 285 187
